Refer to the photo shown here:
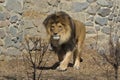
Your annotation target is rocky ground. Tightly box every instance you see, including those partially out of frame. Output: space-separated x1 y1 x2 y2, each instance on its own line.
0 50 117 80
0 38 119 80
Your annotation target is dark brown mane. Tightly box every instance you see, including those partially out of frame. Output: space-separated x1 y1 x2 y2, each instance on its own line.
43 11 71 27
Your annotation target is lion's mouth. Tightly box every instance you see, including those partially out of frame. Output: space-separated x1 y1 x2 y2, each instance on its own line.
52 35 60 40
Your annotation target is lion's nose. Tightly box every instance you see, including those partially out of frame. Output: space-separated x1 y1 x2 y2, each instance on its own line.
54 33 57 35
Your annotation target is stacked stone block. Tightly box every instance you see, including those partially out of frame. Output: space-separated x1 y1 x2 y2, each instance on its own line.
0 0 119 55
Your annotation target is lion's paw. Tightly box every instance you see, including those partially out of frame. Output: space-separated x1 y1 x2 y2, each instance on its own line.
56 66 67 71
73 65 80 70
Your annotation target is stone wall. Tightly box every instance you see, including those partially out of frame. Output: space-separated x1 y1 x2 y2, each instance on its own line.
0 0 120 55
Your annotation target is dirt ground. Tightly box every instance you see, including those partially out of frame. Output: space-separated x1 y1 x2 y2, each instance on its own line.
0 38 119 80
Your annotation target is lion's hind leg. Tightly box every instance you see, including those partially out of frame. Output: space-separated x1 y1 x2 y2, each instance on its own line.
73 41 83 69
73 49 81 69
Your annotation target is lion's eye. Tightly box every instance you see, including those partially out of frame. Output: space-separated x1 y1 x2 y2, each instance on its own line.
59 26 62 29
51 26 54 30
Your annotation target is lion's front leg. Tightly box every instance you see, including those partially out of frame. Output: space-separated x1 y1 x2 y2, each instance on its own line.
57 52 64 62
73 49 82 70
57 51 72 71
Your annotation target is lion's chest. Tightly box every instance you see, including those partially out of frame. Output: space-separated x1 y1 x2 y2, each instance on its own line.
50 39 60 47
50 35 61 47
50 36 76 52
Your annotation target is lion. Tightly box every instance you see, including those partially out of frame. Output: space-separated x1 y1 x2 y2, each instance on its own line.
43 11 86 71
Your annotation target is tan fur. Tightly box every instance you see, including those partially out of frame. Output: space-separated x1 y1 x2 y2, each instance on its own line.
73 20 86 69
43 11 86 71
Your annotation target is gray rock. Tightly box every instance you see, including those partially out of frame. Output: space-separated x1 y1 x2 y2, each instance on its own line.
98 8 111 17
112 34 119 44
0 29 6 39
86 28 96 34
59 2 71 11
34 0 50 13
97 35 106 40
18 20 24 26
70 13 86 22
47 0 60 7
9 26 18 36
4 0 23 13
5 12 10 19
6 36 21 49
10 15 18 23
112 17 118 23
6 47 21 55
72 2 89 12
4 36 13 48
85 22 94 26
0 12 5 20
87 16 94 21
87 3 100 15
17 32 24 42
97 0 109 7
11 37 18 43
12 41 21 49
108 14 114 21
117 16 120 22
17 20 24 32
101 27 110 35
87 0 96 3
95 17 108 26
113 12 118 17
11 33 24 48
95 26 101 31
108 1 113 8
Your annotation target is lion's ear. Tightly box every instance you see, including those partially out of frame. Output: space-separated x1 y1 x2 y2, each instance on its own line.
43 15 51 27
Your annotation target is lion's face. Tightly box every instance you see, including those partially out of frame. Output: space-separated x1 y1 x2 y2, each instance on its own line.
43 12 72 46
50 23 65 40
49 22 71 47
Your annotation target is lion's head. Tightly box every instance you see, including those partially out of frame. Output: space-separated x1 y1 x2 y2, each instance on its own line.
43 11 72 47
